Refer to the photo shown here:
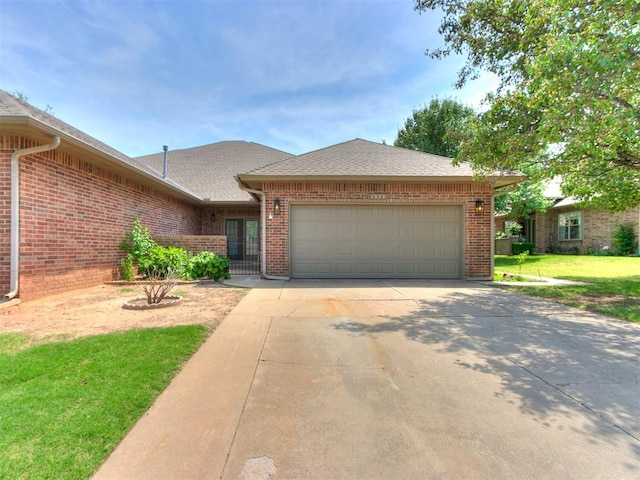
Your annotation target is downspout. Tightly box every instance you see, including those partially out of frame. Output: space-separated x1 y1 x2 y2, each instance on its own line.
5 136 61 299
490 183 518 279
237 182 290 281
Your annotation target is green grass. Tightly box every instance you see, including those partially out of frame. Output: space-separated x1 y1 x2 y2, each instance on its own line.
0 325 209 480
495 255 640 322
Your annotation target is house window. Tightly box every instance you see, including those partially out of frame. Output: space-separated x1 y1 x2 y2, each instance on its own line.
558 212 582 241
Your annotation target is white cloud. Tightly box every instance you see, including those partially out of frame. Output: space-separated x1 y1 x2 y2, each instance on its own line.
1 0 500 158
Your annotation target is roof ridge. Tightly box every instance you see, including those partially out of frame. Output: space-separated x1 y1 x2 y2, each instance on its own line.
135 140 294 160
292 138 361 160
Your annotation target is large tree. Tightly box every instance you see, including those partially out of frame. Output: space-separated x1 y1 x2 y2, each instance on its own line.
414 0 640 211
396 97 552 218
394 97 475 157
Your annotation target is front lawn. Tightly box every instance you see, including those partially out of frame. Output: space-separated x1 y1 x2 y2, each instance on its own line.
494 255 640 322
0 326 209 480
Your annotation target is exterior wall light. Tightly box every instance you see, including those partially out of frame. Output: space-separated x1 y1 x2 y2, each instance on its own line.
210 212 216 222
274 198 281 215
475 199 485 213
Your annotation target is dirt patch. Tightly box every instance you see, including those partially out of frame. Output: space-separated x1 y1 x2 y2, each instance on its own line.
0 282 248 340
573 294 640 307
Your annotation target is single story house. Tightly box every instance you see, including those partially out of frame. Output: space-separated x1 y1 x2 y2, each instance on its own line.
495 178 639 254
1 89 522 301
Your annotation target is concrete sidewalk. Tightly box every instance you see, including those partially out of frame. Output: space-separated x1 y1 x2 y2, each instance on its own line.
92 280 285 480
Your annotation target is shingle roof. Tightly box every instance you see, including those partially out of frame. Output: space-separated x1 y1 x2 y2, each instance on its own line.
1 90 522 202
135 142 293 202
0 89 135 167
0 89 292 203
240 138 522 187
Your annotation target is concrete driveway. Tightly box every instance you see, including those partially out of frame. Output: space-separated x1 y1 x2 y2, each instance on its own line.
93 279 640 480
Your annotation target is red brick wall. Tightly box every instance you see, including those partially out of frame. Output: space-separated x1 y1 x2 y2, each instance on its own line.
157 235 227 256
1 136 202 301
201 206 260 235
535 207 639 254
260 181 493 279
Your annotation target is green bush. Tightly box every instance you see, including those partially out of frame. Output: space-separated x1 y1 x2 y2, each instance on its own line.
119 219 157 262
512 242 534 255
120 254 134 281
188 251 230 280
611 223 638 256
119 219 231 280
139 246 190 279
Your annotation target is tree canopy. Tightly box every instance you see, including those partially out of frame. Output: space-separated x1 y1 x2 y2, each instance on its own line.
394 98 475 158
414 0 640 211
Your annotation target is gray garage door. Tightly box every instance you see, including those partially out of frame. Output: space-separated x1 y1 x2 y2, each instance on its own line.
290 205 463 279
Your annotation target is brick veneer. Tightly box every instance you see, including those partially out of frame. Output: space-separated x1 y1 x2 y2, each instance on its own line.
260 181 493 279
1 136 202 300
201 207 260 235
535 207 639 254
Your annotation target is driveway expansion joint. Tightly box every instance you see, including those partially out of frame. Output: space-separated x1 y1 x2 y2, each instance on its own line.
484 344 640 442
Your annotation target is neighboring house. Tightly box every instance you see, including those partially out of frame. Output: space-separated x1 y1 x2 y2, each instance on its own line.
1 89 522 301
495 178 639 254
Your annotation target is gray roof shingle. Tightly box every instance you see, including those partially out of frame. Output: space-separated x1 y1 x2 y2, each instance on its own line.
240 138 522 187
2 90 522 201
134 142 293 202
0 89 135 167
0 89 292 203
242 138 473 177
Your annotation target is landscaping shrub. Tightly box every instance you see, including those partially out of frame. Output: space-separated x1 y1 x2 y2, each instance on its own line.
119 219 158 280
120 254 134 281
120 219 157 262
188 251 230 280
611 223 638 256
546 244 582 255
119 219 231 280
138 246 190 279
512 242 534 255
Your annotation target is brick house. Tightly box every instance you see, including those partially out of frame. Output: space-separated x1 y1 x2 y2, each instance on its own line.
494 179 640 254
1 89 522 301
237 139 522 280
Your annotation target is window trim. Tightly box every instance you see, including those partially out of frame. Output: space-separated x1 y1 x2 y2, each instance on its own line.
558 211 582 241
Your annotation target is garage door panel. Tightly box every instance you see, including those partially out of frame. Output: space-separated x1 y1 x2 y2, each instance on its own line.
440 244 460 256
291 205 462 279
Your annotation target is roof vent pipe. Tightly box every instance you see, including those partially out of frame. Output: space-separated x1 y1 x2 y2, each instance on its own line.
162 145 168 179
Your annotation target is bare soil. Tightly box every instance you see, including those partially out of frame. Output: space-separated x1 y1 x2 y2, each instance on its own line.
0 282 248 341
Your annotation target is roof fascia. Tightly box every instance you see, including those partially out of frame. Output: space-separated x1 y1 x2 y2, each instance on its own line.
1 116 203 203
237 174 525 189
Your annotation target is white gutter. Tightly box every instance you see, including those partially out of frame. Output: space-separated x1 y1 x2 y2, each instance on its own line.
5 136 61 299
236 182 290 281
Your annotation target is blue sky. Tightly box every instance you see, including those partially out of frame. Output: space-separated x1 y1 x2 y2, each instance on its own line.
1 0 497 157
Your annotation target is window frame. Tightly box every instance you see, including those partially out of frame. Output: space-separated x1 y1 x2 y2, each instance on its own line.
558 211 582 241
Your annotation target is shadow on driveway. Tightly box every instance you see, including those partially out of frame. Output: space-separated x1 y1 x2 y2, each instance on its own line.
332 285 640 448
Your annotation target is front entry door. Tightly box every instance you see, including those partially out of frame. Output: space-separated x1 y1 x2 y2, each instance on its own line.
226 219 259 261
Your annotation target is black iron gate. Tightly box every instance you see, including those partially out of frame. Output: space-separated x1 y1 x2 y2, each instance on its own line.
226 218 260 275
